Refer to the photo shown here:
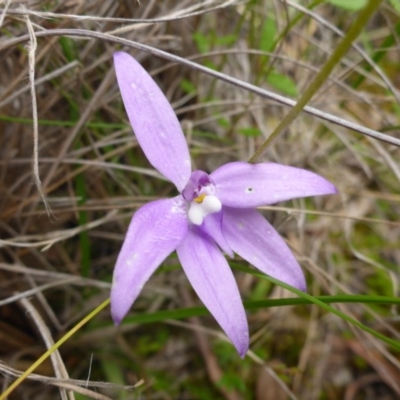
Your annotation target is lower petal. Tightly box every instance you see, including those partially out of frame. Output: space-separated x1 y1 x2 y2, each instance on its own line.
222 207 306 291
176 227 249 357
201 212 233 257
111 197 188 324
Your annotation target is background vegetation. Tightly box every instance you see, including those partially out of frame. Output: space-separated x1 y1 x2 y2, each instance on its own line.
0 0 399 399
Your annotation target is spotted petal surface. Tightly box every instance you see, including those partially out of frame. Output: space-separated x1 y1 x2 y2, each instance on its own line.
222 207 306 291
211 162 337 208
111 197 188 324
114 52 191 191
177 227 249 357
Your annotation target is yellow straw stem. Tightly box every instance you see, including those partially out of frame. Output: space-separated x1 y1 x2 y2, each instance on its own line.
0 298 111 399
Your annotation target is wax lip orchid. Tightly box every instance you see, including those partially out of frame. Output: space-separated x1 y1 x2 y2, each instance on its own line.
111 51 337 357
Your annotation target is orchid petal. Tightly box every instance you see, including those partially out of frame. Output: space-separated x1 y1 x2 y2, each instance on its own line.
222 207 306 291
210 162 337 208
113 52 191 191
176 227 249 357
201 212 233 257
111 197 188 324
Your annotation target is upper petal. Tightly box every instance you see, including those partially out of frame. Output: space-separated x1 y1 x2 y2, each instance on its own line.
222 207 306 291
113 52 191 191
111 197 188 324
210 162 337 208
176 227 249 357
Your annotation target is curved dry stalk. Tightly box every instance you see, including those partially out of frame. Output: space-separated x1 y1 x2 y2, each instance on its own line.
258 205 400 227
0 361 141 399
0 61 80 109
0 210 117 249
18 297 72 400
24 13 52 216
0 0 11 28
1 0 237 25
1 28 399 147
0 262 111 287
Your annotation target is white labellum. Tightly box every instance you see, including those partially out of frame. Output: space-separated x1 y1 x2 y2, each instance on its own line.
188 195 221 225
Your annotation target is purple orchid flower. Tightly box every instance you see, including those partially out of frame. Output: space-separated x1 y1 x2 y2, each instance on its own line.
111 51 337 357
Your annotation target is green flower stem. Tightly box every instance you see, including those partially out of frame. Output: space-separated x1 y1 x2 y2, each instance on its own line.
2 290 398 399
233 264 400 351
121 294 400 325
249 0 384 163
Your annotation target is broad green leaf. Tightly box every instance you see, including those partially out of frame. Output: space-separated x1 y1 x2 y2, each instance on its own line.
238 127 262 137
76 173 90 277
267 71 298 96
217 117 230 128
75 394 90 400
389 0 400 12
215 34 237 47
180 78 196 94
193 130 233 144
204 60 217 70
326 0 367 10
192 32 209 53
260 17 276 52
101 360 128 400
59 36 77 61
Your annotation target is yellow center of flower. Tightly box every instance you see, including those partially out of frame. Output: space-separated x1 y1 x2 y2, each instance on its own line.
194 193 207 204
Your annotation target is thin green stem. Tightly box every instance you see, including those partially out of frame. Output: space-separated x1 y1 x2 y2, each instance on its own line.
121 294 400 325
249 0 384 162
233 265 400 351
0 114 125 129
2 290 399 398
